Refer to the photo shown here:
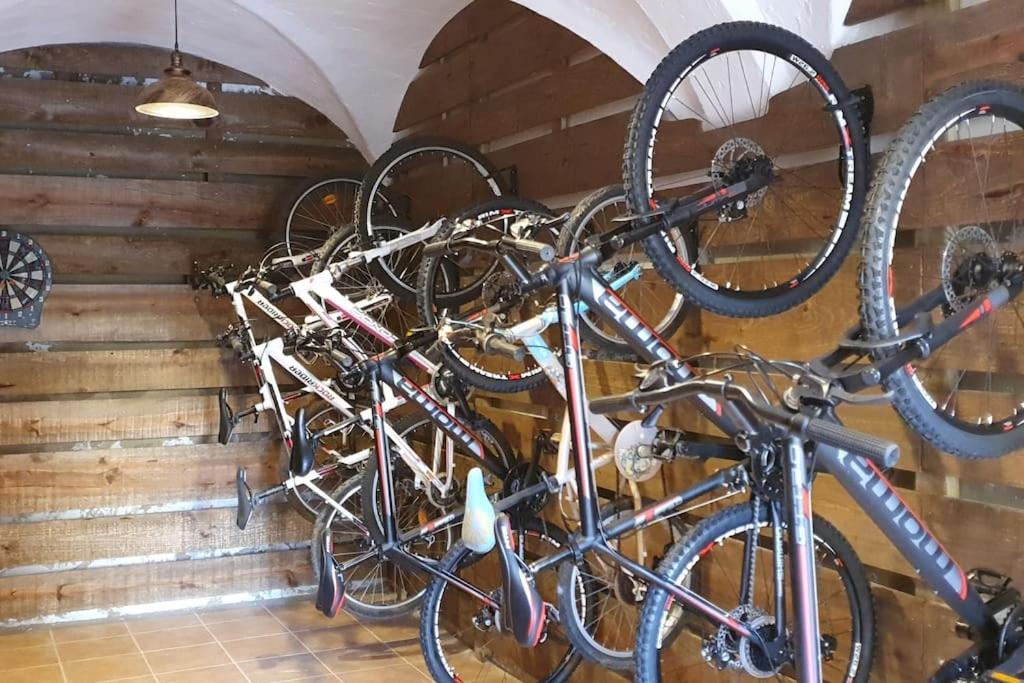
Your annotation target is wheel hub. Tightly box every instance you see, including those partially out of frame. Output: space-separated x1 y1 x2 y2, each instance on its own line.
711 137 770 221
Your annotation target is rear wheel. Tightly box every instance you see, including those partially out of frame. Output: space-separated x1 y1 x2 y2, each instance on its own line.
419 517 582 683
624 21 868 318
355 136 505 301
312 414 445 620
860 81 1024 458
634 503 874 682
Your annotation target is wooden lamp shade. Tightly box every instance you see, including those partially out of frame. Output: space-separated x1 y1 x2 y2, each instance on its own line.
135 51 219 120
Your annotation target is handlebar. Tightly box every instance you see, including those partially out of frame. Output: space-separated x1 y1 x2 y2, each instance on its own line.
591 378 899 469
480 333 526 362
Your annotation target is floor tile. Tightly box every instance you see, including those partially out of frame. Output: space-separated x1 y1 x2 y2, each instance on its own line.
156 663 248 683
237 652 332 682
293 622 380 652
219 632 306 662
57 634 139 661
134 626 214 652
63 652 150 683
267 600 352 632
197 605 270 624
339 662 429 682
0 643 59 671
205 614 288 641
145 642 231 674
316 643 400 674
359 614 421 657
0 664 64 683
126 613 202 634
52 621 129 642
0 628 52 650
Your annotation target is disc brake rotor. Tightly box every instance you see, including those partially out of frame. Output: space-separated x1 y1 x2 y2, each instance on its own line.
711 137 769 209
941 225 999 312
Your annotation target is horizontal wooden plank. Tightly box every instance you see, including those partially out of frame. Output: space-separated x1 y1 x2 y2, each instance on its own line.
31 233 265 281
0 550 311 623
0 285 233 344
0 77 344 140
397 12 589 130
924 0 1024 94
420 0 528 66
0 174 276 231
412 55 639 145
0 45 264 86
0 392 266 447
0 441 283 519
1 505 307 572
0 348 252 399
0 128 364 180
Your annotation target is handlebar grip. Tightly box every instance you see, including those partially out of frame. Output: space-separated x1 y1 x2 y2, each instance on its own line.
803 416 900 469
499 236 555 262
481 334 525 362
329 349 354 369
422 239 450 258
589 392 640 415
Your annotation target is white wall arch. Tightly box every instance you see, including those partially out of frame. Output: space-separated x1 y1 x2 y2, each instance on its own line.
0 0 855 159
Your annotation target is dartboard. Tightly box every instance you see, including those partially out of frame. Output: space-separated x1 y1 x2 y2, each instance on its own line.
0 230 53 329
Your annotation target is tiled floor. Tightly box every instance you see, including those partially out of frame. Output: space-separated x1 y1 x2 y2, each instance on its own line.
0 599 513 683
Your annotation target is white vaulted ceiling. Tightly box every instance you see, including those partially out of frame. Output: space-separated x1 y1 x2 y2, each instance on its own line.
0 0 860 159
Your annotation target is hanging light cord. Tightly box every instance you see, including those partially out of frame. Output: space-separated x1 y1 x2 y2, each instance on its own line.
173 0 180 52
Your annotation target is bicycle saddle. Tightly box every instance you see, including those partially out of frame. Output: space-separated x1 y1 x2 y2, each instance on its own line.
289 409 316 476
314 535 345 618
494 513 546 648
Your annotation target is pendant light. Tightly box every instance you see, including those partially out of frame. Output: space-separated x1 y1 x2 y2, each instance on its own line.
135 0 219 120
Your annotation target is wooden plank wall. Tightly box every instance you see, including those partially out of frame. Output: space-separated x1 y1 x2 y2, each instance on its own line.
0 44 365 625
400 1 1024 680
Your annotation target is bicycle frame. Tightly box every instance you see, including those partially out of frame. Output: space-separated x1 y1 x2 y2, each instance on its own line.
368 241 1019 681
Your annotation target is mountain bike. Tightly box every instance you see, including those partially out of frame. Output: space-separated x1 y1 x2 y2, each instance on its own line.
404 122 1024 677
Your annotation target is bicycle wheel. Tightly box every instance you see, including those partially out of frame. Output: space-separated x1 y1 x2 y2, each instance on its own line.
355 136 506 301
419 516 583 683
311 221 422 353
556 496 687 671
635 503 874 682
556 185 693 356
281 404 370 521
418 196 555 394
360 410 515 566
312 414 450 620
277 175 363 258
624 22 868 318
860 81 1024 458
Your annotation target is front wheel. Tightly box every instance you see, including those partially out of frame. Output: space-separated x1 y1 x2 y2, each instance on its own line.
419 517 582 682
634 503 874 682
860 81 1024 458
624 21 868 318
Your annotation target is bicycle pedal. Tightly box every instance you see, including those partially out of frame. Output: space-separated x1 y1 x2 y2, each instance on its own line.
315 537 346 618
236 468 256 530
969 568 1014 598
494 514 546 648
